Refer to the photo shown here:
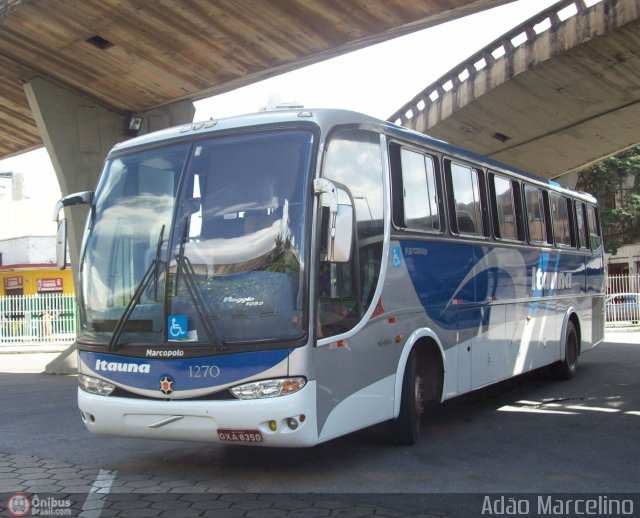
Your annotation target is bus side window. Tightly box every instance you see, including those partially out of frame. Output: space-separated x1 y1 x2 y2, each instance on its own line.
490 173 519 241
524 185 547 244
550 193 572 247
447 162 484 237
586 204 602 250
575 201 589 250
396 146 441 232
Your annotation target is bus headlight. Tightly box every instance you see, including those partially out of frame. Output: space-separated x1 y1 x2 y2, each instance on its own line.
230 377 306 399
78 374 115 396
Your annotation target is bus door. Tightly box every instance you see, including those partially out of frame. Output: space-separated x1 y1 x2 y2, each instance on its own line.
314 128 389 435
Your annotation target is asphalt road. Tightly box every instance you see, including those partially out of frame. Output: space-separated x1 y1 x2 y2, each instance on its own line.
0 331 638 517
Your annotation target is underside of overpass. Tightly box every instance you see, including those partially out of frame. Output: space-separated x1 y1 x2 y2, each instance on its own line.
0 0 510 159
1 0 633 374
0 0 511 289
389 0 640 182
1 0 517 374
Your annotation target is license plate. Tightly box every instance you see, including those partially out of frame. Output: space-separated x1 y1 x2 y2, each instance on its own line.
217 429 263 443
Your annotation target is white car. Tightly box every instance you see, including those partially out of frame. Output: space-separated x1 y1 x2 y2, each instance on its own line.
605 293 640 323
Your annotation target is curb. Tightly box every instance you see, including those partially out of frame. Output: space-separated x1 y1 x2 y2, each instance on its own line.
0 346 69 354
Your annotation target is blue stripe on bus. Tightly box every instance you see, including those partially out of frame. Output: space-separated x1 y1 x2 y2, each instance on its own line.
79 348 290 391
399 240 590 330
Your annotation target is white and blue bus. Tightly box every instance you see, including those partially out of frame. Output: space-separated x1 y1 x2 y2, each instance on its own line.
55 109 604 447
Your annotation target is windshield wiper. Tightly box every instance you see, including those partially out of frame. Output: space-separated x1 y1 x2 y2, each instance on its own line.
152 225 165 301
173 218 224 351
108 225 166 351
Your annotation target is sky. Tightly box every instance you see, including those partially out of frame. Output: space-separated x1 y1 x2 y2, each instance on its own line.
0 0 575 199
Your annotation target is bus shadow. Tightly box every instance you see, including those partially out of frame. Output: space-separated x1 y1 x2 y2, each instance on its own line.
133 365 584 477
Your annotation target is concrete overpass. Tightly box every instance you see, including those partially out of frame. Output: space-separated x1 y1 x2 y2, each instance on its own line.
0 0 512 159
0 0 522 373
0 0 512 270
389 0 640 183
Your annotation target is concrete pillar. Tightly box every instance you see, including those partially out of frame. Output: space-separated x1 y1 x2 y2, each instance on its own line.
24 77 123 275
556 170 579 190
24 77 195 271
23 76 194 374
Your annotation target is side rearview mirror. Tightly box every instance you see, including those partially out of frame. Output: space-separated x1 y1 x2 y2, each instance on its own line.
56 219 67 270
330 202 354 263
53 191 95 270
314 179 354 263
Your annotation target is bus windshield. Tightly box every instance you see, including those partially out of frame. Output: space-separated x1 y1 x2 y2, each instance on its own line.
79 129 314 348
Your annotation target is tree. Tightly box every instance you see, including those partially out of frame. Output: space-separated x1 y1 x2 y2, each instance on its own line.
576 146 640 255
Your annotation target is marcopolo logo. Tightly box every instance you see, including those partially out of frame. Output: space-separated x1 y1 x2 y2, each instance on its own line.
94 359 151 374
531 267 572 292
146 349 185 358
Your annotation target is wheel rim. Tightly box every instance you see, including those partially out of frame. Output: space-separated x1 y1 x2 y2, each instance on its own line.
567 330 578 373
414 374 424 417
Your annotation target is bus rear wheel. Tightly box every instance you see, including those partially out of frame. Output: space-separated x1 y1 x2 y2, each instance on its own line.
389 349 424 445
550 321 578 380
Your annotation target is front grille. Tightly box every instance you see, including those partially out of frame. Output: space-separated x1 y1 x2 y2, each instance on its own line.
110 386 236 401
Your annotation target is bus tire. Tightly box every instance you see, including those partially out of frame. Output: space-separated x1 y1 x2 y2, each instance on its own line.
389 349 423 445
550 321 578 380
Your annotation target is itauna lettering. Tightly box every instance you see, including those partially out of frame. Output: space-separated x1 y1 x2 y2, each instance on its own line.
531 267 572 291
94 359 151 373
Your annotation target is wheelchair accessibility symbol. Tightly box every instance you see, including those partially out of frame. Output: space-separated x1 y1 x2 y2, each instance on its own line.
392 247 403 268
168 315 188 340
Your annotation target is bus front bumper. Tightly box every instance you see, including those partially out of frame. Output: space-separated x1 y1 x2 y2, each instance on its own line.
77 380 319 447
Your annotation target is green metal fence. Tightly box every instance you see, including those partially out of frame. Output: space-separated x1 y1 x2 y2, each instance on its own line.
0 293 77 345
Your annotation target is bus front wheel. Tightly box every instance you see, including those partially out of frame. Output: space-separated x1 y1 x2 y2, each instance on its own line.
389 349 424 445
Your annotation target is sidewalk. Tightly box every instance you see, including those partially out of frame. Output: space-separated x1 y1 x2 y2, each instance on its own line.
0 343 69 354
0 352 63 373
604 327 640 344
0 343 72 374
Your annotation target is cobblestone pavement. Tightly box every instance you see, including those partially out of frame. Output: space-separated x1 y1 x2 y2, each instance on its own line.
0 452 448 518
2 331 638 517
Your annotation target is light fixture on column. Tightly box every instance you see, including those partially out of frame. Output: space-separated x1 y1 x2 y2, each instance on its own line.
125 114 144 137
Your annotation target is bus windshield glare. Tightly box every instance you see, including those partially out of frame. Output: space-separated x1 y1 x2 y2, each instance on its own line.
79 129 314 347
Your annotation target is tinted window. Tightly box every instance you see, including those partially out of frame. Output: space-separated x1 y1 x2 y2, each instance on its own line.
168 131 314 344
587 204 602 250
550 193 571 246
319 129 384 338
400 148 440 232
575 202 588 249
491 174 518 240
450 163 483 236
524 185 547 243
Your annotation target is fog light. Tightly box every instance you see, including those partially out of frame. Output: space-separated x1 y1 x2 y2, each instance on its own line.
286 418 298 430
81 411 95 423
78 374 115 396
269 420 277 432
